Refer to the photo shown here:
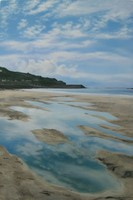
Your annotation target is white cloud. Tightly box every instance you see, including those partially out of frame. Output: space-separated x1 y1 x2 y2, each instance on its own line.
24 0 41 11
0 52 132 88
95 26 133 40
17 19 28 30
18 59 56 76
0 20 93 51
26 0 59 15
50 51 133 67
0 0 133 87
0 53 89 79
23 25 45 38
52 22 87 39
1 34 132 67
54 0 133 20
52 0 133 37
0 0 18 28
0 40 29 52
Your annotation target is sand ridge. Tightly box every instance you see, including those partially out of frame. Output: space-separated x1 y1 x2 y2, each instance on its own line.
32 128 68 145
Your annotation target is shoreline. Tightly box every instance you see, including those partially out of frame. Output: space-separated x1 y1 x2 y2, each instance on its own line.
0 90 133 199
22 88 133 98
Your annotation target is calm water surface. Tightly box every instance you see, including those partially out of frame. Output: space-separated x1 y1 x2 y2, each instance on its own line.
24 88 133 96
0 95 133 193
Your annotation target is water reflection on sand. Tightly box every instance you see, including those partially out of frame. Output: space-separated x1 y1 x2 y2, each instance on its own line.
0 97 133 193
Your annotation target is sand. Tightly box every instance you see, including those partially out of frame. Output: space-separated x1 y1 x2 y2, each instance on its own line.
76 94 133 138
0 89 133 200
78 125 133 144
32 128 68 145
97 151 133 199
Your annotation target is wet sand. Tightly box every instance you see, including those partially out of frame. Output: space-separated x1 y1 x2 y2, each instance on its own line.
79 125 133 144
97 151 133 200
76 94 133 138
0 90 133 200
32 128 68 145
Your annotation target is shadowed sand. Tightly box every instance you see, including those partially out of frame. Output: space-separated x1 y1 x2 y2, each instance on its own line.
0 90 133 200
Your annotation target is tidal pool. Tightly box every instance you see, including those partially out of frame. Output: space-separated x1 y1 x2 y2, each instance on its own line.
0 97 133 193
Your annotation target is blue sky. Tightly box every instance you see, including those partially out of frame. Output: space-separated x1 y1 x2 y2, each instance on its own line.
0 0 133 87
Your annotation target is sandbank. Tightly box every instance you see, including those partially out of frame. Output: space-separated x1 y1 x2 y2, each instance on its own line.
79 125 133 144
32 128 68 145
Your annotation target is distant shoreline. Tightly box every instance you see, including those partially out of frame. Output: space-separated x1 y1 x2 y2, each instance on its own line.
0 66 85 89
0 84 86 90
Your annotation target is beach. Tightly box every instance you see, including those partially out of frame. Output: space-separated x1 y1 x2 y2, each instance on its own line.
0 89 133 200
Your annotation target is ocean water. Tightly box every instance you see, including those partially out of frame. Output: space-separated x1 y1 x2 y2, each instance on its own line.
24 87 133 96
0 94 132 193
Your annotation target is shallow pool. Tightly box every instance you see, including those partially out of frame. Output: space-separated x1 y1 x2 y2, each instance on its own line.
0 97 132 193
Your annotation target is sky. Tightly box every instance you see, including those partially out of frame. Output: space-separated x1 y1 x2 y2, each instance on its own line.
0 0 133 87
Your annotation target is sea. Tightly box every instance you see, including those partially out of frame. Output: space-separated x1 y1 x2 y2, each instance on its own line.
24 87 133 96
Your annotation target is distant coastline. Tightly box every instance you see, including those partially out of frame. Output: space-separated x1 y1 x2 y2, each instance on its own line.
0 66 85 89
0 84 86 90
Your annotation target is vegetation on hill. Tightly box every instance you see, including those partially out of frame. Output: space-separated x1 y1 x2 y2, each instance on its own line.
0 67 85 89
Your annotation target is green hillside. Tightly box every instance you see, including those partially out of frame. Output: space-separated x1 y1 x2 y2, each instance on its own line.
0 67 85 89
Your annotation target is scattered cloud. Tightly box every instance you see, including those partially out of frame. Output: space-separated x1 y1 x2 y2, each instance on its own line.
23 25 45 38
0 0 18 28
17 19 28 30
0 0 133 87
24 0 41 12
53 0 133 20
25 0 59 15
95 27 133 40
